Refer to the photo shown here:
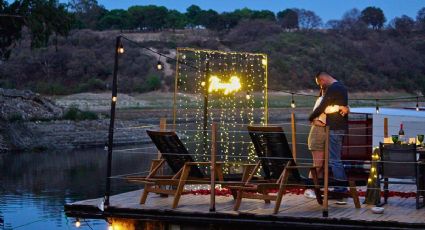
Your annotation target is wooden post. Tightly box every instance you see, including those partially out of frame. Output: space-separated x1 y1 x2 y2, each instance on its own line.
157 118 167 178
210 122 217 212
291 112 297 161
158 118 167 160
172 49 180 131
322 126 330 217
384 117 388 138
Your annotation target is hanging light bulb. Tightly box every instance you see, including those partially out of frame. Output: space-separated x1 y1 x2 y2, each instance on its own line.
157 55 163 70
75 218 81 228
416 97 420 111
291 93 296 108
117 42 124 54
246 91 251 100
157 61 163 70
375 99 380 114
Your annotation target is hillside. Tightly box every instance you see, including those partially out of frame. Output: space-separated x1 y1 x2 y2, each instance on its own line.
0 24 424 95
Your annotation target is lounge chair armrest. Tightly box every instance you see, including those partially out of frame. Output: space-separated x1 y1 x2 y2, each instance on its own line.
146 159 166 178
286 165 320 169
241 162 261 183
184 162 225 166
184 162 212 166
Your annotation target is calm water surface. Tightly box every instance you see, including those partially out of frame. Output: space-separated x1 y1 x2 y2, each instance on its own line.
0 123 313 230
0 146 155 230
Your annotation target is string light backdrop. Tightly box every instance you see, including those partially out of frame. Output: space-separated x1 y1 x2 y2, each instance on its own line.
173 48 268 173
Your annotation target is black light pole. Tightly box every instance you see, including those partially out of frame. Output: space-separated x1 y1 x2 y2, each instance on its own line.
104 35 123 208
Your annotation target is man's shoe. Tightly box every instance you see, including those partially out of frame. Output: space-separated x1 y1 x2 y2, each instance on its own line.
304 189 316 199
335 197 347 205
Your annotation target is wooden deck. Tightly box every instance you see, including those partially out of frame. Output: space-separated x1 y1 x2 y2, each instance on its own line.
65 184 425 229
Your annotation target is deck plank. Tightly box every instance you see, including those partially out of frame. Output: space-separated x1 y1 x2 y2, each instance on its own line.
66 184 425 227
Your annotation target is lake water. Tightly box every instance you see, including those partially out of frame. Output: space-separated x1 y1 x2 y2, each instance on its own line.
0 122 312 230
0 146 155 230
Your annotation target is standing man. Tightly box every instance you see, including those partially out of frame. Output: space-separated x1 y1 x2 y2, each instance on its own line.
309 72 349 194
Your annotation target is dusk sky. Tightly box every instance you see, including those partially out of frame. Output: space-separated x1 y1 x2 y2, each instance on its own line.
90 0 424 23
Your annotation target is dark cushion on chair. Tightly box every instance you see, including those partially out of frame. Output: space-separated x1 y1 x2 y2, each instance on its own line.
147 130 205 178
248 126 301 181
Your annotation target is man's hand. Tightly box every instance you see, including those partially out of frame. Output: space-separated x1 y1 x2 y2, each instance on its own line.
339 106 350 116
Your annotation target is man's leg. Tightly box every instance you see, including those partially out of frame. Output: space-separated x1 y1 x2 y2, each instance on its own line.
329 130 347 193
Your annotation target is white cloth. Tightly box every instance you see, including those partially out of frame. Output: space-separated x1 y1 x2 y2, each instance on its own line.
313 96 340 124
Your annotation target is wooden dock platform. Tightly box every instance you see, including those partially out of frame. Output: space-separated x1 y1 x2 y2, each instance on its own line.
65 185 425 229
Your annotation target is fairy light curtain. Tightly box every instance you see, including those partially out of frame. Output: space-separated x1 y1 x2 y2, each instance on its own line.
173 48 268 173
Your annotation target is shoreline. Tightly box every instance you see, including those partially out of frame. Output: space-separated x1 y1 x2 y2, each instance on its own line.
0 88 418 152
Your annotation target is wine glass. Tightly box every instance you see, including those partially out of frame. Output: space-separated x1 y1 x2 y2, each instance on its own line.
418 134 424 147
392 135 399 144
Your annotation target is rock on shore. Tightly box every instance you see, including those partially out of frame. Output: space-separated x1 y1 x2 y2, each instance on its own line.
0 88 63 121
0 88 157 152
0 88 61 151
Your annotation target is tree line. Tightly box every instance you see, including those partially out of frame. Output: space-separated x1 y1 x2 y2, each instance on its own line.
1 0 425 95
68 1 425 34
2 0 425 55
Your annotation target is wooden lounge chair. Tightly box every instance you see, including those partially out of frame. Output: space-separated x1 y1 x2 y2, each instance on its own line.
128 130 225 209
231 126 360 214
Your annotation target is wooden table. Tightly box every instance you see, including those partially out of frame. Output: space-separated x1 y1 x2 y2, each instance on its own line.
365 146 425 207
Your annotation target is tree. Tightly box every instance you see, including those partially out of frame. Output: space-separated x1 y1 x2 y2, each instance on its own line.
145 5 168 30
68 0 107 29
24 0 73 48
327 8 368 39
391 15 415 35
296 9 322 30
185 4 202 28
251 10 275 21
199 9 223 30
222 8 268 30
165 9 187 31
0 0 26 60
98 9 133 30
277 9 298 30
0 0 73 59
339 8 362 30
360 6 386 30
232 8 254 21
127 5 144 29
221 12 239 30
127 5 167 31
416 7 425 31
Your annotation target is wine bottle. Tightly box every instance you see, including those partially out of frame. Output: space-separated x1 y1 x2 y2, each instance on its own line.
399 123 405 143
